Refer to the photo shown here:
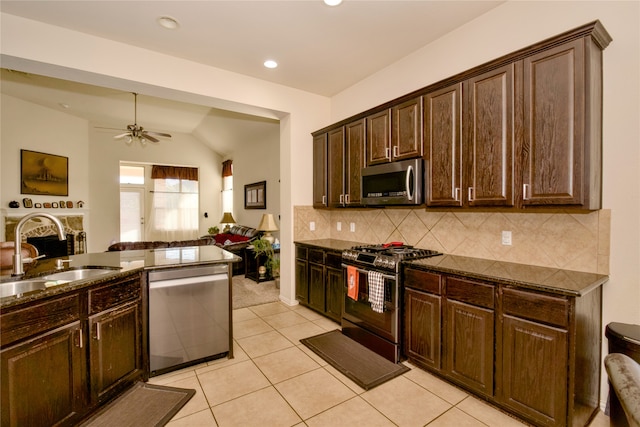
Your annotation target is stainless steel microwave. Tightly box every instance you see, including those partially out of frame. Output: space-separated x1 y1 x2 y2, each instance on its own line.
361 158 424 206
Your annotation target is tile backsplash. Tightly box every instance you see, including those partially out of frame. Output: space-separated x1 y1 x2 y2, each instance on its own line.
294 206 610 274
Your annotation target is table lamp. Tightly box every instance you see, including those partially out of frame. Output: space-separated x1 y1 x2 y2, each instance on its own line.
220 212 236 233
257 213 279 243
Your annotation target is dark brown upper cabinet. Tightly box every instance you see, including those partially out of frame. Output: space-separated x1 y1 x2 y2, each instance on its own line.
312 133 327 208
322 119 366 208
313 21 611 211
366 109 391 165
522 36 605 209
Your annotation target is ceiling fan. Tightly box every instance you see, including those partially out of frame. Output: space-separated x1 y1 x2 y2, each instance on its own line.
104 93 172 145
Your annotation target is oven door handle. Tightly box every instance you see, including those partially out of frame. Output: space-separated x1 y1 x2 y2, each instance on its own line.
341 264 396 281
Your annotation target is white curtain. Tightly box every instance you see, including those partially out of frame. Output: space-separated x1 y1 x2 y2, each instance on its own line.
146 178 199 241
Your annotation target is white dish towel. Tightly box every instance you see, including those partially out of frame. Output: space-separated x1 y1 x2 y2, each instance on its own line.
368 271 385 314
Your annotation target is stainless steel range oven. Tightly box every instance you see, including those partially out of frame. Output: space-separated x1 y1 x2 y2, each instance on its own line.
341 243 441 363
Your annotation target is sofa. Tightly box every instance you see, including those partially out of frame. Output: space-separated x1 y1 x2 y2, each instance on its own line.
107 225 260 276
605 353 640 427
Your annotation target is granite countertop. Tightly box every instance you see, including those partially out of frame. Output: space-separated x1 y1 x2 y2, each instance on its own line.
1 245 241 308
294 239 608 297
405 254 608 297
294 239 363 252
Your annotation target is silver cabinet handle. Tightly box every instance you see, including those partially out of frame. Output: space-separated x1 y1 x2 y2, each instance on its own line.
385 147 391 160
339 194 344 204
393 145 399 158
322 195 326 205
523 184 529 200
455 187 461 202
468 187 474 202
77 328 83 348
345 194 350 204
95 322 101 341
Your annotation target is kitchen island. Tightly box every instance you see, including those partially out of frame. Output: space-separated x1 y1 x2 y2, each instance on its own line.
0 245 240 427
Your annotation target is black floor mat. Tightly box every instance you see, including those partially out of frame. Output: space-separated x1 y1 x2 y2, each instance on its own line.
300 330 410 390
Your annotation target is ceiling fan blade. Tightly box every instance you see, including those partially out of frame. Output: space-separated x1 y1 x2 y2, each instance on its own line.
113 132 132 140
140 133 160 143
95 126 127 131
145 131 172 139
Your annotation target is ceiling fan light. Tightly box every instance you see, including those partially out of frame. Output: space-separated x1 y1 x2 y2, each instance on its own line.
324 0 343 6
264 60 278 69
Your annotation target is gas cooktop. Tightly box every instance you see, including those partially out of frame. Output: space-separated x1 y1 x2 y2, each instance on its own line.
342 242 442 272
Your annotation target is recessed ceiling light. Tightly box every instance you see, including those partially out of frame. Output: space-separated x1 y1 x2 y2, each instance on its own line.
324 0 343 6
157 16 179 30
58 102 70 109
264 60 278 69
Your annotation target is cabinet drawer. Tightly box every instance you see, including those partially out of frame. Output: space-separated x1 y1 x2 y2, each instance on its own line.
1 294 80 346
446 277 494 309
296 246 308 260
502 287 569 328
404 268 441 295
325 252 342 269
89 276 140 315
309 249 325 264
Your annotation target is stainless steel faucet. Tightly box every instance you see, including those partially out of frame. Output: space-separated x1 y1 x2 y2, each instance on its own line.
13 212 66 276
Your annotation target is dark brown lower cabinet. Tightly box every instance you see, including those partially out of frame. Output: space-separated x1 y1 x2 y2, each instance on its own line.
294 244 344 322
403 266 602 427
0 272 143 426
1 322 85 427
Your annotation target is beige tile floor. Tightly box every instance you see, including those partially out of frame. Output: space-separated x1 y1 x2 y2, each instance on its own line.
150 301 610 427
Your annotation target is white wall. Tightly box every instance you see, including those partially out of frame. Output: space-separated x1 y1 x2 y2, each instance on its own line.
330 0 640 405
231 124 281 236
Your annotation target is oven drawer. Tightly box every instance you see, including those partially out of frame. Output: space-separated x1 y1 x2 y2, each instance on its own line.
404 268 442 295
446 277 494 309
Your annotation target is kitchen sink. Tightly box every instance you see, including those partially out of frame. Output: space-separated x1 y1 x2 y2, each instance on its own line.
0 280 48 298
43 268 119 282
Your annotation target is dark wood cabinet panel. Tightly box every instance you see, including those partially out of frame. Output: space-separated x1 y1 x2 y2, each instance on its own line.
499 315 568 427
392 97 423 161
464 64 516 207
312 133 327 207
1 322 85 427
308 262 325 313
327 127 345 207
89 302 142 405
345 119 366 206
295 258 309 304
366 109 391 165
444 299 494 396
423 83 463 207
404 288 441 369
522 37 603 209
325 266 343 322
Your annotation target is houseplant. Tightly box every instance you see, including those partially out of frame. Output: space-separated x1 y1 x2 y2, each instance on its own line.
251 237 278 281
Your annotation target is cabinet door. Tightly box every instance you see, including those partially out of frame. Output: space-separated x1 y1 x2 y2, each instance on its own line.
522 39 585 207
1 322 85 427
295 258 309 304
89 302 142 405
464 64 516 207
444 300 494 396
424 83 463 206
404 288 441 369
325 266 343 322
345 119 365 206
308 263 325 313
313 133 328 207
366 109 391 165
392 97 422 161
499 315 568 426
327 127 345 207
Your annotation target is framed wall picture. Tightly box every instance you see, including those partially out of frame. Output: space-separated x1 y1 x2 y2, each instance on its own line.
244 181 266 209
20 149 69 196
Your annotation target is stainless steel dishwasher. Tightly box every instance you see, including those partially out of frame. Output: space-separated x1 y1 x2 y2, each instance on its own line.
148 264 230 376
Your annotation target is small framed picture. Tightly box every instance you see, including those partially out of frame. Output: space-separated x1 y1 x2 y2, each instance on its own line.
43 202 52 208
52 202 59 208
22 198 33 208
66 201 73 208
34 203 42 208
59 200 66 208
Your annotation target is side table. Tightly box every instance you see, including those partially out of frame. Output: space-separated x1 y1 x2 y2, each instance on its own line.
244 246 280 283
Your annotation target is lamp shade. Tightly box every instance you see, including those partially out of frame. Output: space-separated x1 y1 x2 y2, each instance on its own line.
257 214 278 232
220 212 236 224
